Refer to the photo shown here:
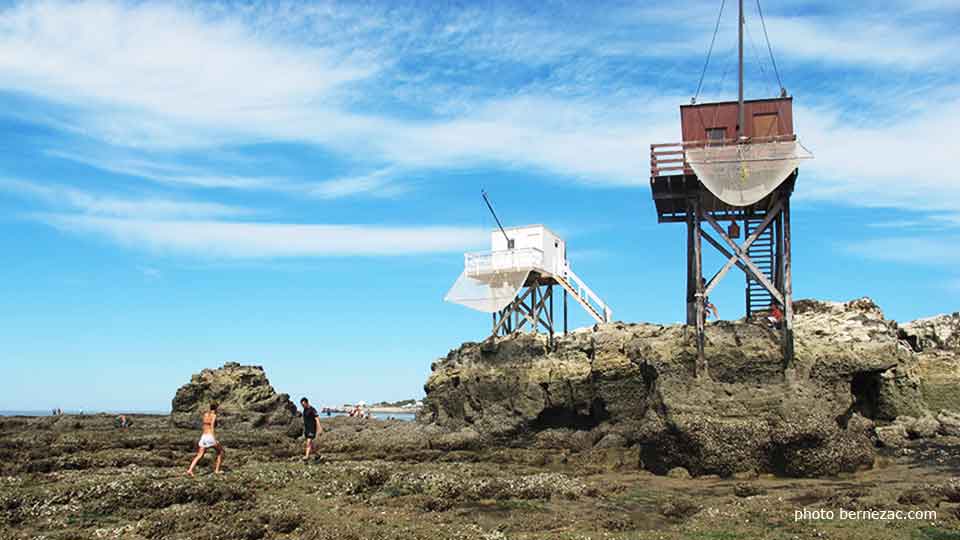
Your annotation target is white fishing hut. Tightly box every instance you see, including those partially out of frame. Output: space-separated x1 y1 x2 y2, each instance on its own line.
445 224 612 341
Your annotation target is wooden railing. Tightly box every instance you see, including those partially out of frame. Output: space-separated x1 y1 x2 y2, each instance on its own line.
650 135 797 177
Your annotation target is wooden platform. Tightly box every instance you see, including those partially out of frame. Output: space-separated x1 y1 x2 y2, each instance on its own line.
650 171 797 223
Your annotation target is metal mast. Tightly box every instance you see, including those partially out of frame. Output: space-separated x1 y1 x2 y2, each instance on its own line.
481 190 512 248
737 0 744 138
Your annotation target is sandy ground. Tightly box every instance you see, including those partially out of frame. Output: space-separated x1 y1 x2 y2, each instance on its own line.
1 414 959 540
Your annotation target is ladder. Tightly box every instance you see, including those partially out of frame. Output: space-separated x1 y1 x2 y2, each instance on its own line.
745 216 776 317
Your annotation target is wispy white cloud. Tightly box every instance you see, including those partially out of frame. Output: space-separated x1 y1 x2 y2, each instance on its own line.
48 150 413 199
308 168 409 199
45 150 283 190
35 214 489 258
0 0 957 199
866 215 960 231
846 236 960 265
796 98 960 212
0 0 711 187
0 178 248 218
0 1 372 126
866 220 929 229
761 15 959 69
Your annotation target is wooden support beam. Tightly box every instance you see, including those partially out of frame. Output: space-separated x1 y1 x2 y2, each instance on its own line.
782 197 795 370
531 286 539 335
701 210 784 306
692 198 707 378
701 203 780 298
775 210 784 292
517 293 538 331
702 234 746 298
686 209 696 325
701 230 749 275
548 285 555 345
492 286 534 337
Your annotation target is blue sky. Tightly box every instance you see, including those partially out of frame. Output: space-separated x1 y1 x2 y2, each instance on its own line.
1 0 958 411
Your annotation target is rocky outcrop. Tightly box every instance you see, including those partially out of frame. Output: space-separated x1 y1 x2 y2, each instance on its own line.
421 298 948 478
901 313 960 352
900 313 960 412
938 409 960 437
794 299 926 420
170 362 297 429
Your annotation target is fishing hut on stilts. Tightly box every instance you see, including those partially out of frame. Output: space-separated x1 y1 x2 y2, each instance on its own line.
649 0 812 377
444 192 613 346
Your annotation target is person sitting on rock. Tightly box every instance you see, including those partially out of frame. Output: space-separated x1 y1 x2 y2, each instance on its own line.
300 397 323 462
186 403 224 476
767 303 783 329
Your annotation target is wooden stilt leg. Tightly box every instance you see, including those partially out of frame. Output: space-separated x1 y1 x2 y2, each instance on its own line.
693 201 707 378
530 283 540 334
548 284 554 346
686 210 696 325
782 196 795 371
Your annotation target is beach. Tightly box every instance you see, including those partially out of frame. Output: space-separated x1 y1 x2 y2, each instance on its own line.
1 412 959 539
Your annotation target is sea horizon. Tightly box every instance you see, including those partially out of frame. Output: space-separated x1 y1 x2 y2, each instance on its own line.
0 409 170 417
0 410 417 421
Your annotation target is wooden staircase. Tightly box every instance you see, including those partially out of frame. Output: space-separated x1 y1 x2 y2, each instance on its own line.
745 216 776 317
555 268 611 324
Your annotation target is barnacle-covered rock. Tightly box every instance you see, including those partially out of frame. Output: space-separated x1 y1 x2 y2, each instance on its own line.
421 297 955 477
170 362 297 430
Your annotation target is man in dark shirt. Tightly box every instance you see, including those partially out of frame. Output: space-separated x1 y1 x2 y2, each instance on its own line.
300 397 322 462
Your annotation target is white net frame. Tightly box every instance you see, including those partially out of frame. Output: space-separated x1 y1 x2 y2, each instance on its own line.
685 140 813 207
443 269 531 313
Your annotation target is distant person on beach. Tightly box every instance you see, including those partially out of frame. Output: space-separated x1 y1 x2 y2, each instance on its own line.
115 414 131 429
300 397 322 462
349 401 369 419
186 403 224 476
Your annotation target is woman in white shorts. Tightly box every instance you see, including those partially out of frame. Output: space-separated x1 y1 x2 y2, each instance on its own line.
186 402 225 476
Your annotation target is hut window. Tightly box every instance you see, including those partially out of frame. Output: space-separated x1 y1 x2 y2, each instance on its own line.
706 127 726 142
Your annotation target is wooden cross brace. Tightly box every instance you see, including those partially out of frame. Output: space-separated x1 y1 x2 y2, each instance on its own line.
699 201 784 307
492 284 554 337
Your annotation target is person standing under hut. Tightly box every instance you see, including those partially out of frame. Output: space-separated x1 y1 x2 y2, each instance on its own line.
699 277 720 320
300 397 323 462
186 402 225 476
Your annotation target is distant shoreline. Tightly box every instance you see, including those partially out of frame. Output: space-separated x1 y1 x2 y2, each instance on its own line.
368 406 420 414
0 410 169 417
1 406 421 417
